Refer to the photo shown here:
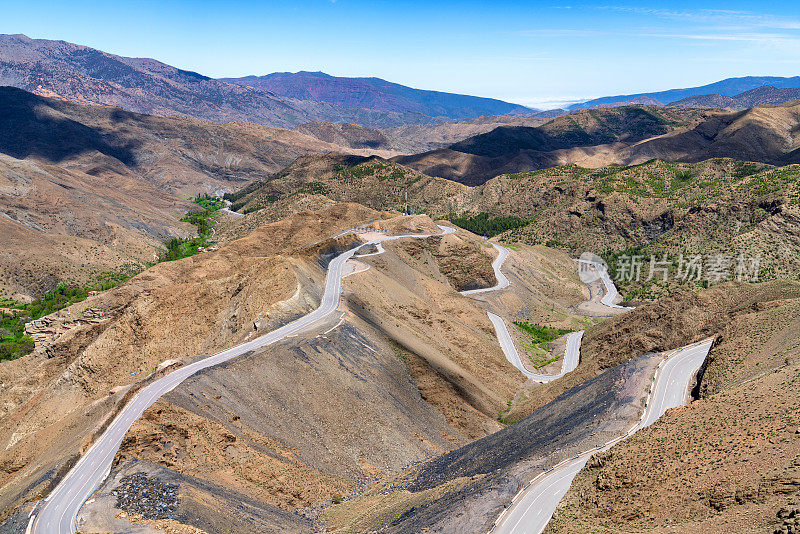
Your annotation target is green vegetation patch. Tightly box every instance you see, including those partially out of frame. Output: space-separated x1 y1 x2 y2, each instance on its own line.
1 272 132 361
513 321 573 369
161 194 224 263
448 212 530 238
295 181 330 196
0 312 34 361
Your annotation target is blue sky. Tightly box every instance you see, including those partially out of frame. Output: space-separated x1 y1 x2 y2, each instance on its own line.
2 0 800 108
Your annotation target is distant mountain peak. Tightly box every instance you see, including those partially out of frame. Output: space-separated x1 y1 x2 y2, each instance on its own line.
570 75 800 111
221 71 532 119
0 34 532 128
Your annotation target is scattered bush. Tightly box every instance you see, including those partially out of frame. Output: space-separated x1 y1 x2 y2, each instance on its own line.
448 212 530 237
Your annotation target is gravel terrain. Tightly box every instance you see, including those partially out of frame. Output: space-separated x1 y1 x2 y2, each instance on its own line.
113 472 178 520
336 352 664 533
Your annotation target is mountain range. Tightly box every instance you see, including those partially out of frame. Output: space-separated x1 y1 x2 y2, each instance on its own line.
221 71 532 119
671 84 800 109
570 75 800 110
395 102 800 185
5 33 800 134
0 34 532 128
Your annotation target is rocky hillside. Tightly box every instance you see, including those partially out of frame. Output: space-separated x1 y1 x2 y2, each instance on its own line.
456 159 800 301
226 153 466 216
546 281 800 534
0 203 594 532
221 70 531 120
671 85 800 110
620 101 800 167
381 114 550 153
394 106 706 185
0 87 398 299
228 153 800 305
0 34 449 128
0 204 392 523
394 102 800 185
292 122 393 150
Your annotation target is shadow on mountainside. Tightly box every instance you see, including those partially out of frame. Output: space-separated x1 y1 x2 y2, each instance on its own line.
0 86 139 166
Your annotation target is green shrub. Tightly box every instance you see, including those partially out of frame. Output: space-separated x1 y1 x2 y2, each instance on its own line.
448 212 530 237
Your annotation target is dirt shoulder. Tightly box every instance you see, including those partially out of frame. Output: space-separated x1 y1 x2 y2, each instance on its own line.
0 203 389 522
546 281 800 534
322 353 662 533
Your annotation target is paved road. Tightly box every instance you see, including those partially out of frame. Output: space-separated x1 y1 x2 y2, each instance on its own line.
487 313 583 382
576 259 634 309
220 199 244 218
491 338 714 534
460 242 511 295
457 239 594 382
31 224 454 534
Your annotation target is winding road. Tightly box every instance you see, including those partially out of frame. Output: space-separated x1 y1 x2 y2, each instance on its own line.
468 242 705 534
491 338 714 534
460 240 590 383
576 258 633 309
460 242 511 295
31 224 455 534
488 311 583 382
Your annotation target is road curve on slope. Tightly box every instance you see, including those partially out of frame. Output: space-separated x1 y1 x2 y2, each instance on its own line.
455 237 592 383
31 225 455 534
460 242 511 296
576 259 634 309
491 338 714 534
487 312 583 382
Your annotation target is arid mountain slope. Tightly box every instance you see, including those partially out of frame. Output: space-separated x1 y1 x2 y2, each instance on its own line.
227 153 466 216
0 203 592 532
292 122 393 150
229 154 800 307
221 70 531 119
394 106 707 185
0 204 389 523
318 280 800 534
394 102 800 185
455 159 800 301
546 281 800 534
671 85 800 109
0 34 444 128
621 101 800 167
0 87 398 298
381 114 549 153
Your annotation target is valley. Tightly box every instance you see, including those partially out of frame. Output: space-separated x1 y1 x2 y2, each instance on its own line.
0 26 799 534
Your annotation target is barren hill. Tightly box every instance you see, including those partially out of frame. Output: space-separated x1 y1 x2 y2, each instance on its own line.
0 204 590 532
393 102 800 185
394 106 706 185
622 101 800 167
547 281 800 534
0 87 397 298
221 70 531 120
292 122 393 150
226 153 466 216
230 152 800 308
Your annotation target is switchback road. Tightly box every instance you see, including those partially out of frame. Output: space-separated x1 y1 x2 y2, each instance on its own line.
31 225 455 534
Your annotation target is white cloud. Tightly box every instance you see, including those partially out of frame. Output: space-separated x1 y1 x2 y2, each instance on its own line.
598 6 800 30
507 96 593 110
